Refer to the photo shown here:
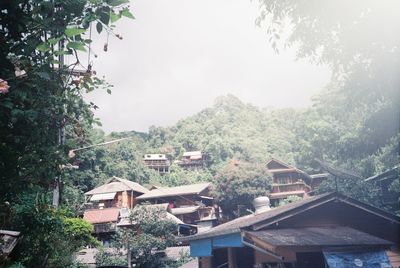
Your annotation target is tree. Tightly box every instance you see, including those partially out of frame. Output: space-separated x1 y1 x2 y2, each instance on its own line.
0 0 133 266
257 0 400 209
213 160 272 219
113 206 177 268
9 194 97 267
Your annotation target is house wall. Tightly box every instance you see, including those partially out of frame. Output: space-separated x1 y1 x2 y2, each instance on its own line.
199 256 213 268
111 191 137 209
254 248 296 264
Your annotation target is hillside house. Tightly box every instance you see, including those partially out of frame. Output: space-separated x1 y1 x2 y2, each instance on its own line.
176 151 206 169
180 192 400 268
266 158 327 206
143 154 170 174
137 183 218 231
83 176 149 244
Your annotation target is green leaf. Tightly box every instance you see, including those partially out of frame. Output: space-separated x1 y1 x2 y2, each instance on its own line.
55 50 72 56
48 37 63 45
65 27 86 37
121 8 135 19
66 41 86 51
99 8 110 25
110 11 121 23
37 42 51 52
107 89 112 94
96 22 103 34
108 0 129 7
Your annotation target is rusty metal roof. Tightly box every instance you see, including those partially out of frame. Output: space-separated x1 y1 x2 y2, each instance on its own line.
83 208 120 224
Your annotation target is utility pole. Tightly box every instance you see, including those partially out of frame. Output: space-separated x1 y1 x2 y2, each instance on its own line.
52 21 65 207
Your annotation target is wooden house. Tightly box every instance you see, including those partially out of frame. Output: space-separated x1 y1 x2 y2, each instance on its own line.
83 176 149 244
176 151 206 169
143 154 170 174
136 183 218 230
0 230 20 262
266 158 327 206
180 192 400 268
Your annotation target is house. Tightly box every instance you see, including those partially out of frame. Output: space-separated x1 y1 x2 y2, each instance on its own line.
176 151 206 169
143 154 170 174
0 230 20 262
83 176 149 244
266 158 327 206
136 183 218 231
179 192 400 268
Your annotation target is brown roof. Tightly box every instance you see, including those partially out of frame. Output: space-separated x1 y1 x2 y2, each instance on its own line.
245 226 393 247
179 192 400 242
137 183 211 200
83 208 120 224
266 157 311 180
85 176 148 196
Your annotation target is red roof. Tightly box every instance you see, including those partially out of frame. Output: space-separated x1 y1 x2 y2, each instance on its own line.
83 208 120 224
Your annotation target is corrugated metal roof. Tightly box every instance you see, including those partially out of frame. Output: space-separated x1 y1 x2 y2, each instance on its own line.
83 208 120 224
245 227 393 247
171 206 200 215
90 192 117 201
137 183 211 200
85 176 148 195
183 151 202 157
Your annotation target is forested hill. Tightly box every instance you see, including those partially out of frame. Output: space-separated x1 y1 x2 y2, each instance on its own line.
146 94 300 167
64 90 399 211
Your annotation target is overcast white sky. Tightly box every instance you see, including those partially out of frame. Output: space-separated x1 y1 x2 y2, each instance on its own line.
84 0 331 133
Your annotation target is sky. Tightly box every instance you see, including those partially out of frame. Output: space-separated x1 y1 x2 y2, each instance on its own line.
84 0 331 133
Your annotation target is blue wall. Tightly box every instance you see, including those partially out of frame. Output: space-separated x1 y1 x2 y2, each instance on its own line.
189 232 243 257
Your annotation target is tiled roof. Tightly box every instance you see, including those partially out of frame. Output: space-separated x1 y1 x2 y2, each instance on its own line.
85 176 148 195
83 208 120 224
137 183 211 200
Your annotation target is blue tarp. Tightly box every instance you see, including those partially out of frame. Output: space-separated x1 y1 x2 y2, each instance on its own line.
323 250 391 268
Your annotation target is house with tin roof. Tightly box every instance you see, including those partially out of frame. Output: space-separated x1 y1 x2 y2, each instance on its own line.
137 183 218 231
83 176 149 244
179 192 400 268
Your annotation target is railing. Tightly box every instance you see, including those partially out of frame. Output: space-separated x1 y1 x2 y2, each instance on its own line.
93 223 116 234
